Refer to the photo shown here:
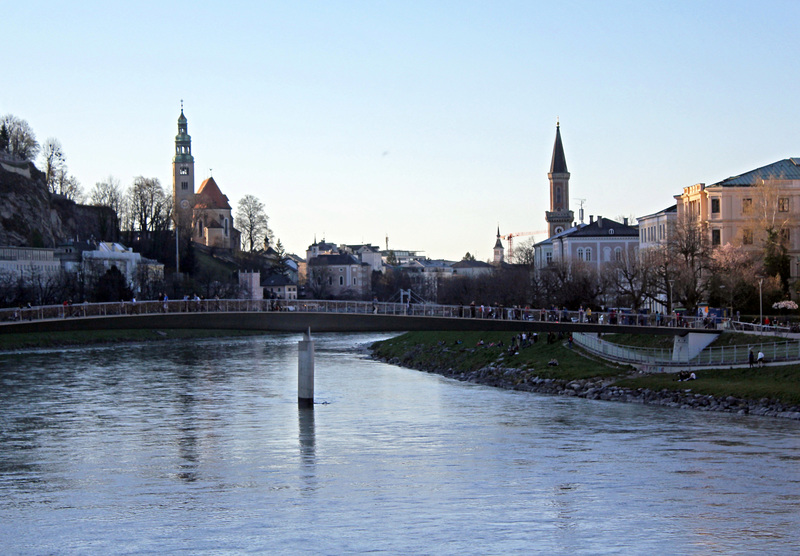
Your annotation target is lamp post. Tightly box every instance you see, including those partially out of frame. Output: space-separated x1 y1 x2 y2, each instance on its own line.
758 277 764 336
668 278 675 325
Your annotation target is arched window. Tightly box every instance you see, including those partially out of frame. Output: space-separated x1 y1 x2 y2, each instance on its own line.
615 247 622 261
585 248 592 262
604 247 611 261
577 248 584 261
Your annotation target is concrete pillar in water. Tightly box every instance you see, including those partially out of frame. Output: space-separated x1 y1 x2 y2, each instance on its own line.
298 327 315 408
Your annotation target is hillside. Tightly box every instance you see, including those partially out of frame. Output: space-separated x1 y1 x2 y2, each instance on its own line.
0 157 117 247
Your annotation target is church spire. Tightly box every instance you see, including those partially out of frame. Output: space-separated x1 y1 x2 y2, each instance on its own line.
545 120 573 237
550 121 568 174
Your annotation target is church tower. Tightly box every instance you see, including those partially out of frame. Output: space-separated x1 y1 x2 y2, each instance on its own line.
545 121 574 237
173 104 195 228
493 226 505 264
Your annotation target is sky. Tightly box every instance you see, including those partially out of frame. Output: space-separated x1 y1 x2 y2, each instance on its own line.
3 0 799 261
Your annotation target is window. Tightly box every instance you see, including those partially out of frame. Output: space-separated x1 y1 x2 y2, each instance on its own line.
743 229 753 245
711 198 720 214
353 277 357 285
712 229 721 245
339 276 344 286
180 167 189 175
545 252 553 265
614 247 622 262
585 248 592 262
604 247 611 262
742 198 753 214
779 198 790 212
577 248 584 261
181 181 188 190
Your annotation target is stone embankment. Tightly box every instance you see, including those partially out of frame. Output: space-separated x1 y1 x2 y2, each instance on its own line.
374 354 800 421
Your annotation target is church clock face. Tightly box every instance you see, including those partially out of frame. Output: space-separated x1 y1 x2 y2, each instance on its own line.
180 199 190 209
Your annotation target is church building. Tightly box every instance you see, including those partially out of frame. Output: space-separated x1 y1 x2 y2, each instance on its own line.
172 107 240 251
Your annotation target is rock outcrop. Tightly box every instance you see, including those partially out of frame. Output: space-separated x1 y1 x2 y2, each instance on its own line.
0 157 117 247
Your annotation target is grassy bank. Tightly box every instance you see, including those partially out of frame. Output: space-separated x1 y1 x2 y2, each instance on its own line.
0 329 263 351
372 330 625 381
372 331 800 407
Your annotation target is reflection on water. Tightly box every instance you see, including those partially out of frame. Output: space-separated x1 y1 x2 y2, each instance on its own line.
1 333 799 554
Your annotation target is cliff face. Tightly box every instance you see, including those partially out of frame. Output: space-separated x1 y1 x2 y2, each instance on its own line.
0 158 117 247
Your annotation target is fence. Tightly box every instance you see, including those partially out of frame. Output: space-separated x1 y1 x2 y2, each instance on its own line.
573 332 800 368
0 299 716 330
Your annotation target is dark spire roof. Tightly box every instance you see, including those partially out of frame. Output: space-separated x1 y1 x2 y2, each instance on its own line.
494 226 503 249
550 121 568 174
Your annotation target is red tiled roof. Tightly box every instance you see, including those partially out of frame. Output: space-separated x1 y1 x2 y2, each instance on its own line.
194 177 232 210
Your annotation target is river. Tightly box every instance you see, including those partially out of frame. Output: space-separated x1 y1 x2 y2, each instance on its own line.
1 333 799 554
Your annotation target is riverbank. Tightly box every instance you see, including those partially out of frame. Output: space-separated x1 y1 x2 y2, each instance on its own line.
370 331 800 420
0 328 264 351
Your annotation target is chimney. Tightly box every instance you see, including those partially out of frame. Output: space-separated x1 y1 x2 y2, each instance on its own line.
598 216 603 228
623 217 629 226
589 215 594 224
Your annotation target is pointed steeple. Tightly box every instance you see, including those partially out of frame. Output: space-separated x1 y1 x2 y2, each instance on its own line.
493 226 504 264
545 120 573 238
550 121 568 174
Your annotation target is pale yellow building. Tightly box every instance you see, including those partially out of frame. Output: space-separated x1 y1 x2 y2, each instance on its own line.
675 157 800 278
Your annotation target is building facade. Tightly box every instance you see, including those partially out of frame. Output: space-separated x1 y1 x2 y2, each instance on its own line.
675 157 800 279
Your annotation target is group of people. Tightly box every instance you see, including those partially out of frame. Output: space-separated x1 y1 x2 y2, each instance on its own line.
748 349 765 368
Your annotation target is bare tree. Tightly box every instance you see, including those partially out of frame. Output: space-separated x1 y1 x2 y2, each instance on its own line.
40 137 65 194
235 194 269 251
748 177 797 288
668 212 713 313
54 169 84 202
513 237 537 266
608 244 653 311
128 177 170 238
90 176 124 215
0 114 39 160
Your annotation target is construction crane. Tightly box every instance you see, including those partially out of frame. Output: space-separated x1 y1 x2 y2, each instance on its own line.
501 231 546 263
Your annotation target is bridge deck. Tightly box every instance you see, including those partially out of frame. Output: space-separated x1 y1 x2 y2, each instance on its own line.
0 299 720 336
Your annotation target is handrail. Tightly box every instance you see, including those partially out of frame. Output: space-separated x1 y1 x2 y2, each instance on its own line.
573 332 800 367
0 299 720 330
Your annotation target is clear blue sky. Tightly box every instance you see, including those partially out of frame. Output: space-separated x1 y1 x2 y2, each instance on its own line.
3 1 799 260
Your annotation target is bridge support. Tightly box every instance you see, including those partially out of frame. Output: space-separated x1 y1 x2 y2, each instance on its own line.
673 332 718 364
298 327 315 408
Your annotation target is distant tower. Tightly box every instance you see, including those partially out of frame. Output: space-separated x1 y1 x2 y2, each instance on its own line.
545 121 574 237
173 103 195 228
493 226 505 264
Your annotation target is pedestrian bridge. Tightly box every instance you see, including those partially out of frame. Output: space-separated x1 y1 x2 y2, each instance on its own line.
1 298 719 338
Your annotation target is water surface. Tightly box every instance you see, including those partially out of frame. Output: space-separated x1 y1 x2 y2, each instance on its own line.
1 333 798 554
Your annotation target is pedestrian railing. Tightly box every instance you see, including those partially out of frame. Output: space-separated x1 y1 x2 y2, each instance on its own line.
0 298 716 331
573 332 800 367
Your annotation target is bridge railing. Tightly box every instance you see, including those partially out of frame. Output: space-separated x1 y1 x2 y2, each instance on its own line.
573 332 800 367
0 298 715 330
